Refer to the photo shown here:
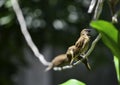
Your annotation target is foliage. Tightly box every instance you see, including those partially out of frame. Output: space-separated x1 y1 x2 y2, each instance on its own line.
90 20 120 84
60 79 86 85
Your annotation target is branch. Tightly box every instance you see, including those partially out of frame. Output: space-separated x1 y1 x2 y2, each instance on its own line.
112 10 120 23
88 0 97 13
93 0 104 20
11 0 50 66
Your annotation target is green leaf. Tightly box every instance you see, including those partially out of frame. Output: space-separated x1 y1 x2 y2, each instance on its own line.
114 56 119 82
90 20 120 58
60 79 86 85
90 20 120 84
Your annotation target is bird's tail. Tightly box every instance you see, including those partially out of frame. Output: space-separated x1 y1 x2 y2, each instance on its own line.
82 58 91 71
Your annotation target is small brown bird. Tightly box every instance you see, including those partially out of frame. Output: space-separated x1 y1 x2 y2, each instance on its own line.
75 29 91 54
66 29 92 70
66 45 80 64
67 29 91 64
45 54 71 71
46 29 92 71
75 29 92 70
66 45 91 70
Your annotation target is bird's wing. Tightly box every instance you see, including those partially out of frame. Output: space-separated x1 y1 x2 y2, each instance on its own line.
75 37 86 49
81 37 89 49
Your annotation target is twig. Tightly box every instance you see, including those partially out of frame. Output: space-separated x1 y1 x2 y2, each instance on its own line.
53 65 73 71
93 0 104 20
11 0 50 66
112 10 120 23
88 0 97 13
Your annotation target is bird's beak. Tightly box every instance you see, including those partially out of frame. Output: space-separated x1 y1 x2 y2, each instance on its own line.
85 29 92 36
85 29 97 37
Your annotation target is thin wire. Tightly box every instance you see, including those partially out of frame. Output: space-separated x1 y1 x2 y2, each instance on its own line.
93 0 104 20
88 0 97 13
53 34 102 71
73 33 102 66
11 0 50 66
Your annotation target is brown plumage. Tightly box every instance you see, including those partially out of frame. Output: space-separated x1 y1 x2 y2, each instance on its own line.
45 54 70 71
66 45 91 70
75 29 92 70
66 29 92 70
46 29 92 71
75 29 91 54
66 29 91 64
66 45 80 64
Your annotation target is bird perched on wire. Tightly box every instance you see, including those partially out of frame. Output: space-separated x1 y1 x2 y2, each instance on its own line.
45 54 71 71
66 29 92 70
75 29 91 53
66 45 91 70
46 29 92 71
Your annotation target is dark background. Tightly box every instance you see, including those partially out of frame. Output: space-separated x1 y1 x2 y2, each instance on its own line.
0 0 120 85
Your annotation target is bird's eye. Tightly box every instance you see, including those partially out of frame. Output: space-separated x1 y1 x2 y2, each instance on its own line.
87 29 91 32
88 30 91 32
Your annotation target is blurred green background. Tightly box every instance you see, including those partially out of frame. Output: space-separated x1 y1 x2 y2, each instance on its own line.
0 0 120 85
